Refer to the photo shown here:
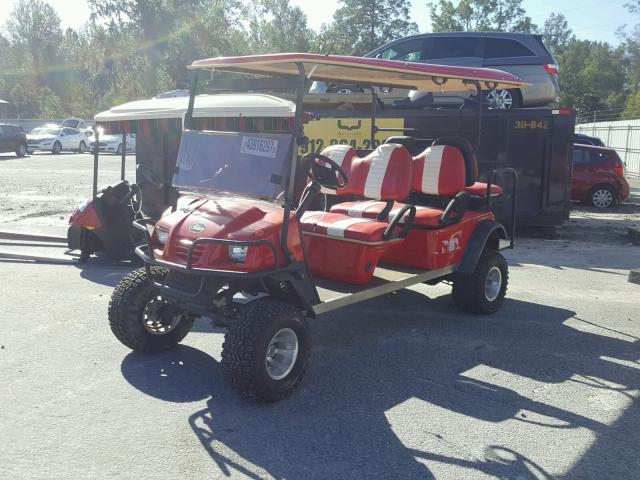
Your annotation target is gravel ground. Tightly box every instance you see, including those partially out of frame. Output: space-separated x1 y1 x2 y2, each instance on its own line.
0 152 639 479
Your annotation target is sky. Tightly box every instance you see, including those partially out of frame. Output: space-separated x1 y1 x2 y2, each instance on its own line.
0 0 634 45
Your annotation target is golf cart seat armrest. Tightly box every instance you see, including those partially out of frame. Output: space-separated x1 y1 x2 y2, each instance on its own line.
383 204 416 240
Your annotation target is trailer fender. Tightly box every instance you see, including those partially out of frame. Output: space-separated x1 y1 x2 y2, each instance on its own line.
457 220 507 274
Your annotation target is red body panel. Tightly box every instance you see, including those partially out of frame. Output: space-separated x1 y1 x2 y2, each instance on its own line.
382 211 495 270
571 145 630 203
154 195 304 272
69 202 102 230
302 235 394 284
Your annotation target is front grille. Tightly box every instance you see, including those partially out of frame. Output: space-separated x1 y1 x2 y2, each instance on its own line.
173 243 205 264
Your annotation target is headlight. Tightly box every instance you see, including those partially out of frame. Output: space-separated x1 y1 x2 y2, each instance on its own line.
228 245 248 263
156 227 169 245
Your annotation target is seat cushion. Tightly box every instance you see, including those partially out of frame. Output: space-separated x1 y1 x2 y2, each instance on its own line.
464 182 503 197
300 211 391 243
330 201 444 228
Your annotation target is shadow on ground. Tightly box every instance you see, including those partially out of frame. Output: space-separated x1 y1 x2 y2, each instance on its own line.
120 289 640 479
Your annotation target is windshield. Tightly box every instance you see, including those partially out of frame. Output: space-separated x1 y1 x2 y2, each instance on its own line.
31 127 59 135
173 130 293 202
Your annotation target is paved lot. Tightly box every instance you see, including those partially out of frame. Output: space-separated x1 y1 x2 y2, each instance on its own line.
1 152 640 479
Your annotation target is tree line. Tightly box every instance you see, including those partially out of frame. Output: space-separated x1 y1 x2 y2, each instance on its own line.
1 0 639 119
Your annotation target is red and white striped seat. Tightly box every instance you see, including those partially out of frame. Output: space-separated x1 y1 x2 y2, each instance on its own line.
300 211 392 242
330 201 444 228
300 143 412 242
330 143 467 227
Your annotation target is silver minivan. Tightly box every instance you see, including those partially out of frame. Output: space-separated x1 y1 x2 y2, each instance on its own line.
311 32 560 109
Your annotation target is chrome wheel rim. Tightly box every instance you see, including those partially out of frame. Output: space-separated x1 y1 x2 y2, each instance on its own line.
142 295 182 335
592 189 613 208
486 89 513 109
485 267 502 302
265 328 299 381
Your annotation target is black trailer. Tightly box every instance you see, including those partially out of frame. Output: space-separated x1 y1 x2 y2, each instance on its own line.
304 107 575 227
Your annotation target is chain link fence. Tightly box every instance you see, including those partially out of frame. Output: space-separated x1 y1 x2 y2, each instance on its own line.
576 119 640 178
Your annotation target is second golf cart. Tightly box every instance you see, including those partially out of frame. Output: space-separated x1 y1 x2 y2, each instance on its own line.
109 53 526 401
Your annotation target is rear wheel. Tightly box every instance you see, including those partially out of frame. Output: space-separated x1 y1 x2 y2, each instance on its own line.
589 185 616 208
486 89 521 109
78 141 86 153
15 143 26 157
222 298 310 402
108 266 194 352
452 249 508 314
52 141 62 154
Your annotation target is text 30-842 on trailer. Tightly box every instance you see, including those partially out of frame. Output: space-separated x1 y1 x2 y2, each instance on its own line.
108 53 528 402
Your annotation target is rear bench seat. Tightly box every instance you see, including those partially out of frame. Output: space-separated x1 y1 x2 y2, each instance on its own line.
299 143 414 284
329 144 468 228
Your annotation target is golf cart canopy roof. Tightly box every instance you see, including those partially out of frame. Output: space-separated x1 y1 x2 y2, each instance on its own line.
189 53 529 92
94 93 296 122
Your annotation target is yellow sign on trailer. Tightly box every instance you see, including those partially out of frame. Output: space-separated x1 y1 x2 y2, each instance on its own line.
300 117 405 154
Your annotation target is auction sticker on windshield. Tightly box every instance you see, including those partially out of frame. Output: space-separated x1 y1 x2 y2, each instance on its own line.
240 136 279 158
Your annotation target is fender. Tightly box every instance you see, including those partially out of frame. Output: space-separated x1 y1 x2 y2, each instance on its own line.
457 219 508 274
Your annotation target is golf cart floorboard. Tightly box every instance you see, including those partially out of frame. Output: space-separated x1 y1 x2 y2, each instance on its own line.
313 264 455 315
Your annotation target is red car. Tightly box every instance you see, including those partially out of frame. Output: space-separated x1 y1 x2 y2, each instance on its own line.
572 144 630 208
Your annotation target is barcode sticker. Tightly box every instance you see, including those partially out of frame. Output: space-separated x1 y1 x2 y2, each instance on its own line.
240 136 278 158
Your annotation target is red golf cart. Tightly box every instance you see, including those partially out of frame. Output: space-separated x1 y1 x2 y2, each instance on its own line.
109 54 526 401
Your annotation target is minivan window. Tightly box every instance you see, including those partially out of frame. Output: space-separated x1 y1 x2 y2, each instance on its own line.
377 39 426 61
427 36 481 59
485 38 535 58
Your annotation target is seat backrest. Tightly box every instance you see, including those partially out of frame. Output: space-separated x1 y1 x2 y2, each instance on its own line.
320 144 412 201
411 145 467 197
432 137 478 186
384 136 432 156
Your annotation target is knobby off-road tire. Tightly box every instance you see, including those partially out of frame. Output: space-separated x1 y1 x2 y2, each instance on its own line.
452 249 508 315
222 299 311 402
108 266 194 352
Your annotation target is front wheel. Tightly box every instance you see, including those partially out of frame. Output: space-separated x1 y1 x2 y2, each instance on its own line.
222 299 310 402
52 141 62 154
78 141 86 153
452 249 508 314
108 266 194 352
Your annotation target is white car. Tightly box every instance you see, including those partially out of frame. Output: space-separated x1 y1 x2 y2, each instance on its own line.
89 133 136 154
27 126 89 154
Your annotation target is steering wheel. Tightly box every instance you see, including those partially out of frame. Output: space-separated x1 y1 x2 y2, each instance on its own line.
119 183 142 214
136 163 163 188
304 153 349 189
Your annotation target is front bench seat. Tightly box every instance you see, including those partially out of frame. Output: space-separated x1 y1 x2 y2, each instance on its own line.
299 143 414 240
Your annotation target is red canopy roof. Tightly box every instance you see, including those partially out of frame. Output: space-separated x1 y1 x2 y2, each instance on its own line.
189 53 528 92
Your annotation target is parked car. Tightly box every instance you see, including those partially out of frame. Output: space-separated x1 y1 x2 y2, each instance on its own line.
89 133 136 154
0 123 27 157
574 133 605 146
27 125 88 154
311 32 560 109
572 144 630 208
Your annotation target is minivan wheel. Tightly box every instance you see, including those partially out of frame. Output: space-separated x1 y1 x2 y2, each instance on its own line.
590 185 616 208
486 89 520 109
15 143 26 157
